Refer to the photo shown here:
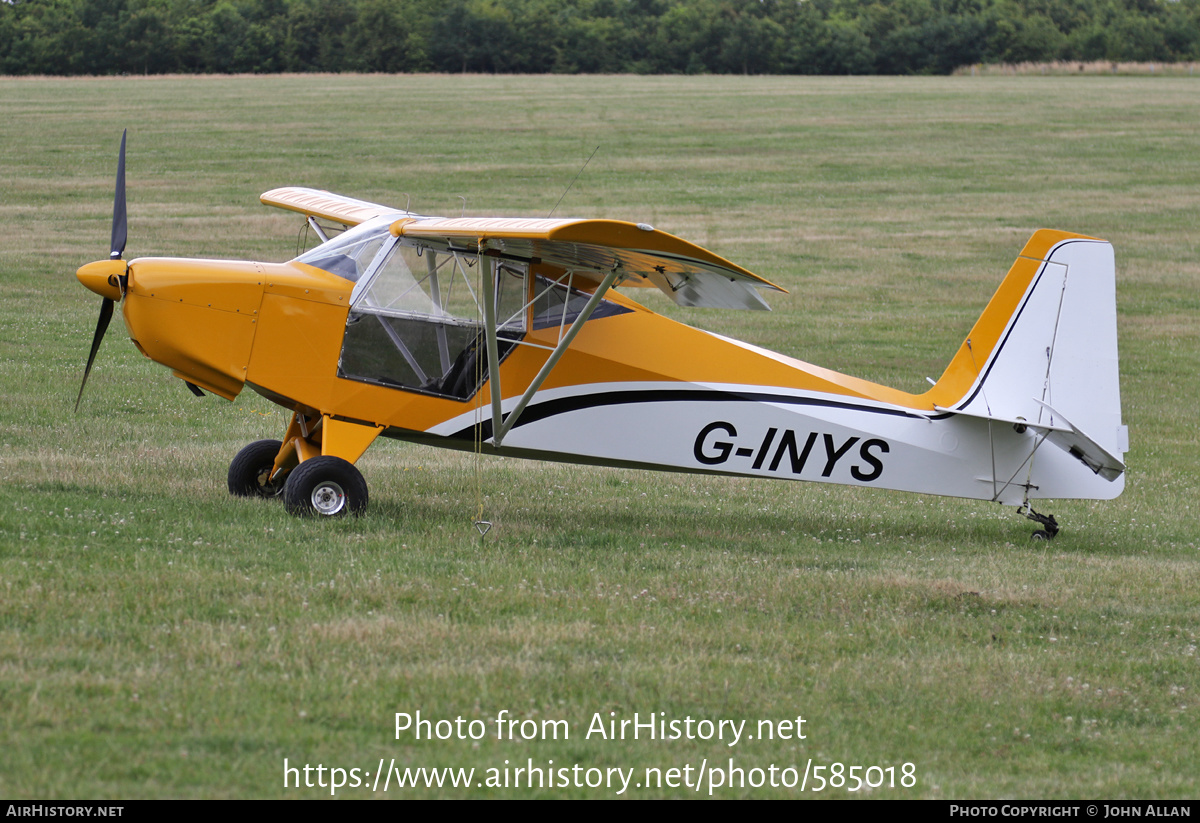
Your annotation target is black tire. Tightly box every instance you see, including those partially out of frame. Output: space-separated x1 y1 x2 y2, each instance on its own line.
228 439 284 498
283 456 369 517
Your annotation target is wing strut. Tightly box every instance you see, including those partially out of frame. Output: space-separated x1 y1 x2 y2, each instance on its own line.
483 258 622 447
307 216 330 243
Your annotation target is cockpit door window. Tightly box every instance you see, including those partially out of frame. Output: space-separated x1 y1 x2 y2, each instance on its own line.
339 241 525 400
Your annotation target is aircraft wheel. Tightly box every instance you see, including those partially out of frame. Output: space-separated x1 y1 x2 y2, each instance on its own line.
283 456 368 517
228 439 284 498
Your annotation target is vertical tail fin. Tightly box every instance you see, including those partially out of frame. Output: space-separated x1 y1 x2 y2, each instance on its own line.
931 230 1127 498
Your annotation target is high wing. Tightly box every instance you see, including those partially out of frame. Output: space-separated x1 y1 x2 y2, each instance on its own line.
261 186 404 227
392 216 787 311
260 187 787 311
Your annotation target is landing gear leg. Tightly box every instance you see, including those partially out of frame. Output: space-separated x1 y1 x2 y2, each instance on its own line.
1018 504 1059 540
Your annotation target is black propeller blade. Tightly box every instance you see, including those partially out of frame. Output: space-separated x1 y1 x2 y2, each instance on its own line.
76 130 127 411
75 298 114 413
110 129 127 260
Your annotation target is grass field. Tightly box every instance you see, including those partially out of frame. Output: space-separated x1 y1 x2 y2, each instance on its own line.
1 74 1198 799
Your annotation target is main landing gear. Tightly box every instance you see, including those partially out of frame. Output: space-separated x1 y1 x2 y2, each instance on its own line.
281 456 368 517
228 439 284 498
227 412 379 517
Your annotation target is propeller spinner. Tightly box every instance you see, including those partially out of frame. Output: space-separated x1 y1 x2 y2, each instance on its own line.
75 130 129 411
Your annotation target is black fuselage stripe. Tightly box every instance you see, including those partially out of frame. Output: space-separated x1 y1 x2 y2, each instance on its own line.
450 388 945 441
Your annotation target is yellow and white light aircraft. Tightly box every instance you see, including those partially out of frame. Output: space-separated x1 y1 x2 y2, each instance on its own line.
76 133 1127 537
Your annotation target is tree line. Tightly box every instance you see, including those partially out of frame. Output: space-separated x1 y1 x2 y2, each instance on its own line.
2 0 1199 77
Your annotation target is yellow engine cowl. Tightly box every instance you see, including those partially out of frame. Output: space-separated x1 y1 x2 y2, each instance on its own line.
121 257 270 401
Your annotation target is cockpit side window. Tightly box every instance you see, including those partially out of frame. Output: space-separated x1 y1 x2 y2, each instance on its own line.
530 274 630 330
338 241 526 401
336 237 632 401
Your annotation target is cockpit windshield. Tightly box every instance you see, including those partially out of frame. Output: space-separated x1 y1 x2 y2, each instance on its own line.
293 217 398 282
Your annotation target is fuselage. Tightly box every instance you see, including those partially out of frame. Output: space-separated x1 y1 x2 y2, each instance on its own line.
89 242 1119 507
75 168 1125 523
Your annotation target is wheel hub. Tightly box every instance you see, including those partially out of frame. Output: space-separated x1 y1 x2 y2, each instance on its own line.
311 481 346 515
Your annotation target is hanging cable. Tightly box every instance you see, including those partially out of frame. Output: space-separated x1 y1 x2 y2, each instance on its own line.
472 239 492 537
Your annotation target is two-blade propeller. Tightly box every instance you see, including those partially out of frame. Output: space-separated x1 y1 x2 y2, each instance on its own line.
110 130 127 261
75 130 127 412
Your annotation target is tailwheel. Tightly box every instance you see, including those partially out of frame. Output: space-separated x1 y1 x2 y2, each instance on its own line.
283 456 369 517
228 439 285 498
1018 504 1059 541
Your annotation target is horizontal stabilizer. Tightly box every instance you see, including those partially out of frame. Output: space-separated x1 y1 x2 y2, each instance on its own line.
934 404 1070 433
939 400 1125 482
1033 400 1126 481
